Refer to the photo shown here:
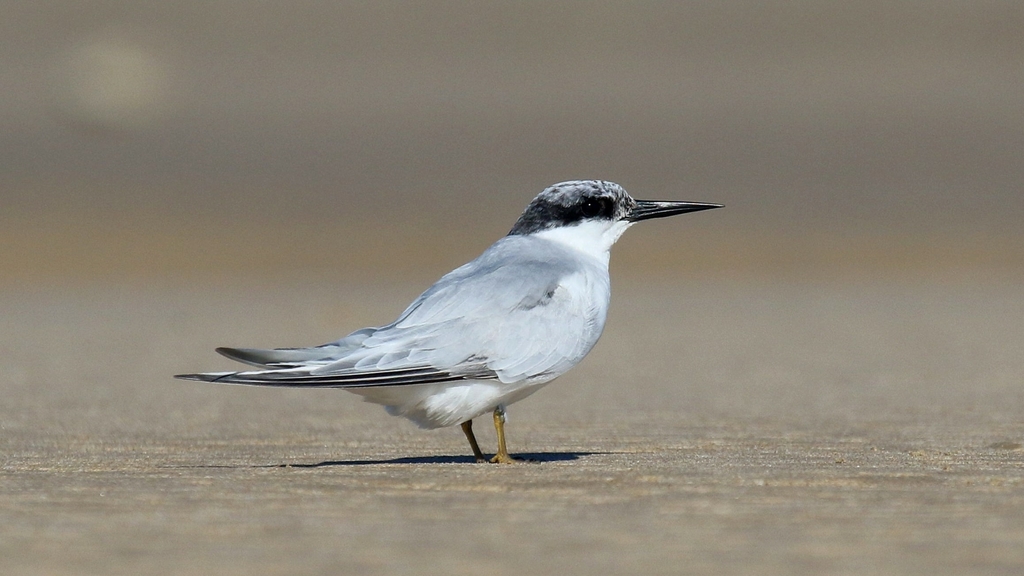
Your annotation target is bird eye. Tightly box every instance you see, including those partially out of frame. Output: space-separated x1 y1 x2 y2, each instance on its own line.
581 198 608 218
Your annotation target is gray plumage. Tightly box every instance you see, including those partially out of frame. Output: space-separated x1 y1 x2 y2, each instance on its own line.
176 180 720 453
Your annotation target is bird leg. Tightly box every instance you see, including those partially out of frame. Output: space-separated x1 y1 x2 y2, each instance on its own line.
490 405 518 464
461 420 486 463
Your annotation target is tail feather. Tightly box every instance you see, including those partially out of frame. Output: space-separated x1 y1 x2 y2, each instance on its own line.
174 327 497 388
174 371 238 383
212 328 377 368
214 346 341 368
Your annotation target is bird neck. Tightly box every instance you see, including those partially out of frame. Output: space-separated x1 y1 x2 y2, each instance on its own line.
531 220 632 267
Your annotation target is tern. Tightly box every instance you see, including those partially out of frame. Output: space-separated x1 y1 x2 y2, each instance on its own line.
176 180 720 463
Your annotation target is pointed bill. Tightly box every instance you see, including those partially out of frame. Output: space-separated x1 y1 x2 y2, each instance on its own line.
626 200 722 222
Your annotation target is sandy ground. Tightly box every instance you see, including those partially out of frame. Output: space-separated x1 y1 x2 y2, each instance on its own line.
4 3 1023 574
2 275 1023 575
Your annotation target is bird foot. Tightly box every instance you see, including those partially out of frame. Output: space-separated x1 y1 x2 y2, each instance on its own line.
489 452 521 464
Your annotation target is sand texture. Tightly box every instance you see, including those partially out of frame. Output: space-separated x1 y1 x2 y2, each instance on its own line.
3 278 1023 575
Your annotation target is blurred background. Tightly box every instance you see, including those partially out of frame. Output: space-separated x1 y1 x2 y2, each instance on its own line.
4 5 1024 572
3 0 1022 284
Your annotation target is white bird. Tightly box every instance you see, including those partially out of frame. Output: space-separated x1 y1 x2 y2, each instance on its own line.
176 180 720 463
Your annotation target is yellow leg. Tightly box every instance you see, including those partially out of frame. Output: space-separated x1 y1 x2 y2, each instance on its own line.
461 420 486 463
490 405 518 464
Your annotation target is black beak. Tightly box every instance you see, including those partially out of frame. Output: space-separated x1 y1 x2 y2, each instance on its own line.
626 200 723 222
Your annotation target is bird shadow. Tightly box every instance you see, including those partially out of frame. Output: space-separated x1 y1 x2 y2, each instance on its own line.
265 451 600 467
165 452 606 469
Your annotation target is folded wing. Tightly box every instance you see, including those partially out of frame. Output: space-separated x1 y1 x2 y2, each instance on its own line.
176 235 608 388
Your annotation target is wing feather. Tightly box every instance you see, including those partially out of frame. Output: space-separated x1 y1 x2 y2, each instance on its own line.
178 235 610 389
175 363 496 388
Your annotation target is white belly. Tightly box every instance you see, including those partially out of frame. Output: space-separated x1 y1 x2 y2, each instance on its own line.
348 379 551 428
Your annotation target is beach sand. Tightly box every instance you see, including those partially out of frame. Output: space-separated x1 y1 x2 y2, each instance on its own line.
3 273 1022 575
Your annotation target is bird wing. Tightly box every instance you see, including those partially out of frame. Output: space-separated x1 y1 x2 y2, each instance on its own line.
176 236 609 388
174 364 490 387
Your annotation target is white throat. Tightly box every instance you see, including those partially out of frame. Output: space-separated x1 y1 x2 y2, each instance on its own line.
532 219 633 266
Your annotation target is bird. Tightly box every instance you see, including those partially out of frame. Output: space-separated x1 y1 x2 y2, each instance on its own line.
176 180 720 463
